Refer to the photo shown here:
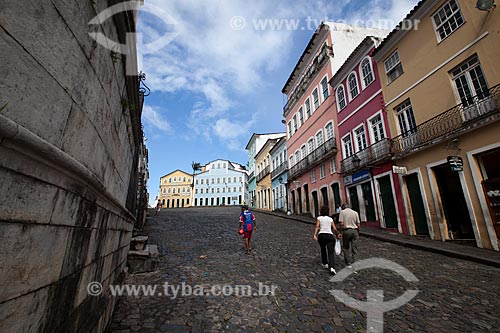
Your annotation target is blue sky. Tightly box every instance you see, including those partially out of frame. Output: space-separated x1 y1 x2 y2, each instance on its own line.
137 0 419 202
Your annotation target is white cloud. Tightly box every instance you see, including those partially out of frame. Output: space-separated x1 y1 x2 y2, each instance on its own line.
142 105 174 134
213 118 255 151
138 0 419 148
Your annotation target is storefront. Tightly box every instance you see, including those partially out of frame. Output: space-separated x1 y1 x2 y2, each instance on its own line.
344 170 378 224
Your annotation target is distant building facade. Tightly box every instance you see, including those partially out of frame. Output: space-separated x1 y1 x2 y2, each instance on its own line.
245 133 286 208
269 137 288 212
255 137 284 210
159 170 193 208
373 0 500 250
193 159 248 206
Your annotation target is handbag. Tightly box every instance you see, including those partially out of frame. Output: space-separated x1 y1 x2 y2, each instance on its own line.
335 239 341 256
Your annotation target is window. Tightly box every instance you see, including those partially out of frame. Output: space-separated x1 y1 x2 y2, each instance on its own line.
288 121 293 138
305 98 311 118
162 188 166 194
321 76 329 100
312 88 320 110
298 107 304 127
336 85 347 110
316 131 324 146
361 58 374 88
217 188 220 193
195 189 198 194
293 114 297 133
212 188 214 193
173 177 177 182
330 157 337 174
217 178 220 183
320 164 326 179
289 156 294 167
169 178 172 183
354 126 368 152
451 55 489 107
369 114 386 143
308 138 315 154
301 145 307 159
348 73 359 100
384 50 403 84
183 177 186 182
342 135 353 158
395 100 417 135
432 0 464 42
211 178 215 184
311 170 316 183
295 151 301 164
325 122 334 141
200 189 204 194
172 188 176 194
201 179 204 185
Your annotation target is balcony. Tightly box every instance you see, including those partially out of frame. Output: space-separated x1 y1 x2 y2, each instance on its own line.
256 165 270 182
248 171 255 180
271 162 288 180
341 139 392 175
392 84 500 158
283 44 333 116
289 138 337 179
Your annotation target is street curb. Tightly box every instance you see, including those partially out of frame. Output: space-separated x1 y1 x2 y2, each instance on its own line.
254 209 500 269
360 232 500 269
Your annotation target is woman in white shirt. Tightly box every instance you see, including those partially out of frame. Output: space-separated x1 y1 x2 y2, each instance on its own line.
313 206 341 275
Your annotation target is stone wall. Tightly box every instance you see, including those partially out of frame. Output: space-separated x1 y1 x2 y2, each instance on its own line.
0 0 142 331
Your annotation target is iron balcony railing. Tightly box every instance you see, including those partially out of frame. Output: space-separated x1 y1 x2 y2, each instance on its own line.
392 84 500 158
256 165 270 182
341 139 392 175
271 162 288 180
289 138 337 179
248 171 255 180
283 44 333 115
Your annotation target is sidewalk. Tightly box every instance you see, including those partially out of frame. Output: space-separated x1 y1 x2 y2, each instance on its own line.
254 209 500 268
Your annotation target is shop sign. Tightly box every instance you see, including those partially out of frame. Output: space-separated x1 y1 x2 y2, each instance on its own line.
344 170 371 187
447 156 463 172
392 166 408 174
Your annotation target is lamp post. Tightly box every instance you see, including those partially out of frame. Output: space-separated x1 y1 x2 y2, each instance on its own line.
476 0 496 11
352 154 361 170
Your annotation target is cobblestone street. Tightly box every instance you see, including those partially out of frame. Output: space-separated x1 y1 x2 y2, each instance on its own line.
109 207 500 332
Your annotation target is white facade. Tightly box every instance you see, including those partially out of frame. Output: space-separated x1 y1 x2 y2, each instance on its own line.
193 159 248 206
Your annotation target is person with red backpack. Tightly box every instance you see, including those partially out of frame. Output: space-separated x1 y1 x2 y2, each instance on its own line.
239 205 256 255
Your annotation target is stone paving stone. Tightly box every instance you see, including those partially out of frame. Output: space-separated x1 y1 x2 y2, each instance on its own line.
108 207 500 332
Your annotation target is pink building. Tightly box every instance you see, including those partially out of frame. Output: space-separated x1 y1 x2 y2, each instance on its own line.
330 36 408 233
282 23 389 218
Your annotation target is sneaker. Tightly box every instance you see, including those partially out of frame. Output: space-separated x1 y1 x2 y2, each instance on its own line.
346 265 357 274
330 268 337 275
322 264 328 269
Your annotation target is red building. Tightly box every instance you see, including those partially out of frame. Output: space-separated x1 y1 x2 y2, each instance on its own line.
330 36 408 233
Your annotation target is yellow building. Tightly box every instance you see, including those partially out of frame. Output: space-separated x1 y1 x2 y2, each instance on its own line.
373 0 500 250
255 138 282 210
159 170 193 208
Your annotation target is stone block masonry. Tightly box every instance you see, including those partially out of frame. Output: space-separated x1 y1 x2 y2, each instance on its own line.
0 0 143 331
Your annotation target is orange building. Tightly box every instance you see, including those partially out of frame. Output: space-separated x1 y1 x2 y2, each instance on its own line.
373 0 500 250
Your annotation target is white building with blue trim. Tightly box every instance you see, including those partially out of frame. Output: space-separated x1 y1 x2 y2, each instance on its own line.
193 159 248 206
